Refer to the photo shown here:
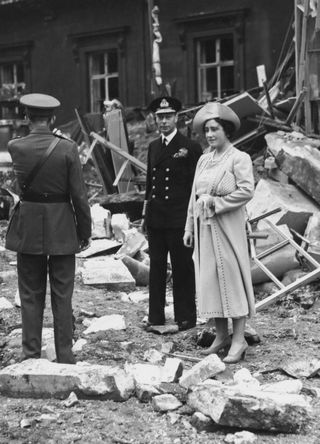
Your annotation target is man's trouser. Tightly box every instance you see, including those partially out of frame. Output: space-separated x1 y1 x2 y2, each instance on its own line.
147 227 196 325
17 253 76 364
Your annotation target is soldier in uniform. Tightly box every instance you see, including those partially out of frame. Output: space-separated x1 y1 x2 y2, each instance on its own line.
144 96 202 331
5 93 91 364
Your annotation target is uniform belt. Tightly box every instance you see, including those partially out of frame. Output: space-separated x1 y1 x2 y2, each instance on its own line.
21 191 70 203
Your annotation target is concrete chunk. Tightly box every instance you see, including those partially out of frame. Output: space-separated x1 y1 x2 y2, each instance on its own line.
187 382 312 433
162 358 184 383
80 256 135 290
83 314 126 334
152 394 182 412
0 297 13 310
260 379 303 394
265 132 320 205
135 383 161 403
179 354 225 389
76 239 120 258
0 359 135 401
125 363 163 387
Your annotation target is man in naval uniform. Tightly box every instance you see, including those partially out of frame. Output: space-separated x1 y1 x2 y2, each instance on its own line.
5 93 91 363
144 96 202 331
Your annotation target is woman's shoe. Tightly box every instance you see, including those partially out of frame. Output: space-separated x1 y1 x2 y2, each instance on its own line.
201 336 231 355
223 342 248 364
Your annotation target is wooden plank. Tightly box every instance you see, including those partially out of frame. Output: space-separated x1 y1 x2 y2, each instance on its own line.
253 257 285 288
90 131 147 173
265 220 320 269
113 160 130 187
295 0 301 95
106 109 135 193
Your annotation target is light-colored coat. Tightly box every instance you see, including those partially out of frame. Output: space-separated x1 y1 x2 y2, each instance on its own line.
185 146 255 318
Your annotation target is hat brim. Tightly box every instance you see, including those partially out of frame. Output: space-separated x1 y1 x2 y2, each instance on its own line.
192 102 241 135
155 108 177 115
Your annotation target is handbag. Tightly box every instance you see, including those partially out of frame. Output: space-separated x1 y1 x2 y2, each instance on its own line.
215 170 237 196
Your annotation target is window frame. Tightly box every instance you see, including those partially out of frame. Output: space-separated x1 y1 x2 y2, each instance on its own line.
175 9 246 105
88 50 120 113
69 27 128 114
0 41 32 119
196 33 236 102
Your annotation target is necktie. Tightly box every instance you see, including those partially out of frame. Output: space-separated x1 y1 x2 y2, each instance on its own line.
162 137 167 148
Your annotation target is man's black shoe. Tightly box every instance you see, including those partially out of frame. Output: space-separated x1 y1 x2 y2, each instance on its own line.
178 320 196 331
144 321 165 332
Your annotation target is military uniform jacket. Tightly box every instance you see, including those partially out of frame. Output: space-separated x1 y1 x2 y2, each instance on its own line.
145 131 202 228
5 128 91 255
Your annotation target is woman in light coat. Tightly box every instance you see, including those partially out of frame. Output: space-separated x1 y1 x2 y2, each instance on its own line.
183 103 255 363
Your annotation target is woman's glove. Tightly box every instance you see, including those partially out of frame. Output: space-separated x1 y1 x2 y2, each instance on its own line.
196 194 215 219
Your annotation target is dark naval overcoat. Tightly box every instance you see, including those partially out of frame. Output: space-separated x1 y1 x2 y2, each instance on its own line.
145 131 202 228
145 130 202 326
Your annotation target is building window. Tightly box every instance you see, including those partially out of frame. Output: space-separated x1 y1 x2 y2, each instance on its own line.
0 61 26 118
88 50 119 113
197 34 235 102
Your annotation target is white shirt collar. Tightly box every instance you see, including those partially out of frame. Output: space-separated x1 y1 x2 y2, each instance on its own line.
162 128 177 145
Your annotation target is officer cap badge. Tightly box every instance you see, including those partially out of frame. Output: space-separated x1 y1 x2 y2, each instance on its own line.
148 96 182 115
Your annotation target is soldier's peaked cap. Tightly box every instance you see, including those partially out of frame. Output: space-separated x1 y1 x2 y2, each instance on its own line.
20 93 61 110
148 96 182 114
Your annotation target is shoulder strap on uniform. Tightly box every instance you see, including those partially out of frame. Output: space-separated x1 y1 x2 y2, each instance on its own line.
20 137 60 195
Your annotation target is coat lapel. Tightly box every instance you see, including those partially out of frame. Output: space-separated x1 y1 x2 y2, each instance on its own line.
153 132 180 166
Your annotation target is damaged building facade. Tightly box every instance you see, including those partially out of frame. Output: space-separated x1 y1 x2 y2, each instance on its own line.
0 0 292 124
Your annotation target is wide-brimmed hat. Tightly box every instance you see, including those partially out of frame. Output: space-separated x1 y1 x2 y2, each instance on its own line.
192 102 241 134
148 96 182 114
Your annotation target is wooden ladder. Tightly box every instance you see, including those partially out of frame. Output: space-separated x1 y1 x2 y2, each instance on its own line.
247 208 320 311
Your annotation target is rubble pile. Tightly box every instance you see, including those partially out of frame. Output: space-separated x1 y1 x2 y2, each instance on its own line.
0 351 315 436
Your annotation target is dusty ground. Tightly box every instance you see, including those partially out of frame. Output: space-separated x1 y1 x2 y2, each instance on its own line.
1 122 320 443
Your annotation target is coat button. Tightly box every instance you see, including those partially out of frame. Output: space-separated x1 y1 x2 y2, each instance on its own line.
165 186 169 190
153 168 156 171
152 176 155 180
165 196 169 200
165 177 169 181
166 168 170 172
152 194 156 198
152 185 155 189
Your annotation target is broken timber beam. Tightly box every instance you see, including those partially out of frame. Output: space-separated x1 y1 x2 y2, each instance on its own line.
247 116 292 132
90 132 147 174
